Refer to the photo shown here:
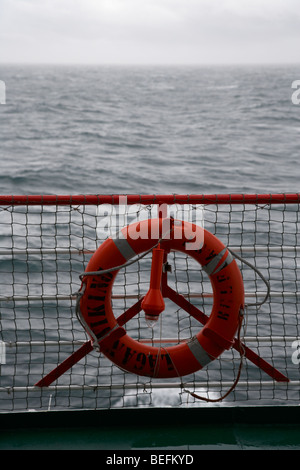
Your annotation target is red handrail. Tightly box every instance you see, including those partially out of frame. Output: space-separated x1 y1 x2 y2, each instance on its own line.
0 193 300 206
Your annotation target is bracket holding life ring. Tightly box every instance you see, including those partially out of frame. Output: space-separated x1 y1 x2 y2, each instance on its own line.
35 217 289 387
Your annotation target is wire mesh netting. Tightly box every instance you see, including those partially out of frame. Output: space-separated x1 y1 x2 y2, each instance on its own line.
0 195 299 412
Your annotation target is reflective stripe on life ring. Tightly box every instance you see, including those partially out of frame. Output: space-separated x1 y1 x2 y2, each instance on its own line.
78 218 244 378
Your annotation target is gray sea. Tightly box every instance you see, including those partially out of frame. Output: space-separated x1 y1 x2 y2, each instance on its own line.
1 64 300 195
1 64 300 412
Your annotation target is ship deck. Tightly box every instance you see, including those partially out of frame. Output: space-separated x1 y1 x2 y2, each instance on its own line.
1 406 300 450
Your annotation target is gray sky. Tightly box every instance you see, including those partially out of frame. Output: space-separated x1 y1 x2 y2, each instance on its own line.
1 0 300 65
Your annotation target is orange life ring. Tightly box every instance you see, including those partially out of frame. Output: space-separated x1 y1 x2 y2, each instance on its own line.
77 218 244 378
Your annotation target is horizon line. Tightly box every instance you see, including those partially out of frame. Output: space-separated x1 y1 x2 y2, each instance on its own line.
1 61 300 67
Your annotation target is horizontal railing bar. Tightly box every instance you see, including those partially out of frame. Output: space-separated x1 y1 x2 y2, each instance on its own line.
0 248 95 256
0 294 141 302
184 292 300 298
5 340 87 347
2 336 295 348
0 380 295 394
0 246 299 257
1 291 299 303
230 246 300 253
0 295 77 302
1 193 300 206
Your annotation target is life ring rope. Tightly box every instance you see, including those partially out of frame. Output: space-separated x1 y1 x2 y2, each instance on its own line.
79 224 174 280
184 312 245 402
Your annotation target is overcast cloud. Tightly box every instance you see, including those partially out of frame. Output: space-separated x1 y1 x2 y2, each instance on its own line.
1 0 300 64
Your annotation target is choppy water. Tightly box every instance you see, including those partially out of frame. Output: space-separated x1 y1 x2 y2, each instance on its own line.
1 64 300 195
0 64 300 412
